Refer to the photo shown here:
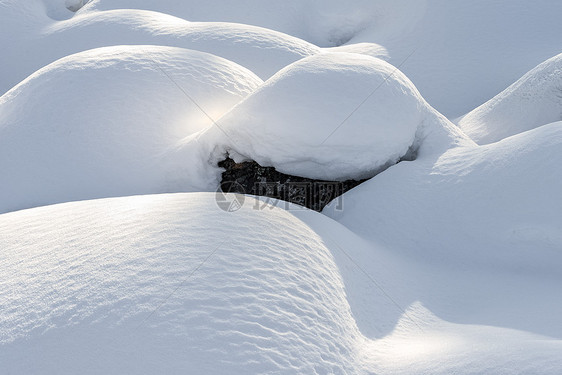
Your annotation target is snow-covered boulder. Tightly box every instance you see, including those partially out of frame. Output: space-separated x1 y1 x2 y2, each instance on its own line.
212 52 431 181
459 53 562 144
0 45 262 214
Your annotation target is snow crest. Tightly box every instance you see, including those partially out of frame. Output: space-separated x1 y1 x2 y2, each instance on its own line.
0 45 262 214
0 193 365 374
459 53 562 144
211 52 430 181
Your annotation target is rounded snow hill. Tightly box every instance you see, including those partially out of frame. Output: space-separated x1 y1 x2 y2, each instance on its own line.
348 0 562 118
78 0 385 47
0 193 366 374
45 9 320 80
0 45 262 214
459 53 562 145
0 5 318 95
212 52 430 181
2 192 561 374
327 121 562 274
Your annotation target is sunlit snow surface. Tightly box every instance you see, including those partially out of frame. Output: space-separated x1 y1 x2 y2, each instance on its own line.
2 194 561 374
1 0 562 373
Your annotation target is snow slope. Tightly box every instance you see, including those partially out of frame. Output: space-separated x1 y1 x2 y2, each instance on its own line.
324 121 562 342
0 193 367 374
326 121 562 275
78 0 386 47
2 193 561 374
43 10 319 81
459 53 562 144
0 45 262 214
1 1 562 373
210 52 470 181
0 5 317 95
77 0 562 118
350 0 562 117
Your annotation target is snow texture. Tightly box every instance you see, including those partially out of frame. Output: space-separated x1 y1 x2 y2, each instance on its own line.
212 52 432 181
0 45 262 214
2 193 561 374
0 194 365 374
1 1 562 373
77 0 562 117
0 3 317 95
459 53 562 144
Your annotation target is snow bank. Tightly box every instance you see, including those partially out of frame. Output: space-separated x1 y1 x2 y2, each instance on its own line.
349 0 562 117
2 192 561 374
78 0 386 47
45 10 319 80
211 52 434 181
0 193 365 374
0 45 262 214
326 121 562 273
459 53 562 144
77 0 562 118
0 7 317 95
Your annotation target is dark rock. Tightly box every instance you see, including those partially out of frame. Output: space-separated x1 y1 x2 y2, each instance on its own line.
218 157 367 211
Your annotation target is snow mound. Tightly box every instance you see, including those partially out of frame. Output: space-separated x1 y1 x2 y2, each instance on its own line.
0 193 365 374
42 0 88 19
45 10 320 80
327 121 562 273
78 0 385 47
0 45 262 214
459 53 562 144
78 1 562 118
2 192 561 374
350 0 562 117
0 8 317 95
212 52 433 181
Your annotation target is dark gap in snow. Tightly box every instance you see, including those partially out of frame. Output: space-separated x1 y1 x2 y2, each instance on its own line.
218 157 368 212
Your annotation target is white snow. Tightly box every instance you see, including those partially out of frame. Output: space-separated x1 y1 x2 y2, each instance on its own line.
78 0 385 47
44 10 319 81
2 193 561 374
459 53 562 144
0 45 261 214
76 0 562 117
0 194 365 374
1 1 562 373
349 0 562 117
209 52 454 181
0 5 317 95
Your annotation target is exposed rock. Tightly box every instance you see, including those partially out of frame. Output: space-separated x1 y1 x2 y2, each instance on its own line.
218 157 366 211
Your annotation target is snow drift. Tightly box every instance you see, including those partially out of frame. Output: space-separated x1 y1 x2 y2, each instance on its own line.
78 0 386 47
348 0 562 117
0 45 262 214
2 193 561 374
0 193 366 374
0 5 318 95
77 0 562 118
459 53 562 144
211 52 437 181
45 10 320 80
326 121 562 274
